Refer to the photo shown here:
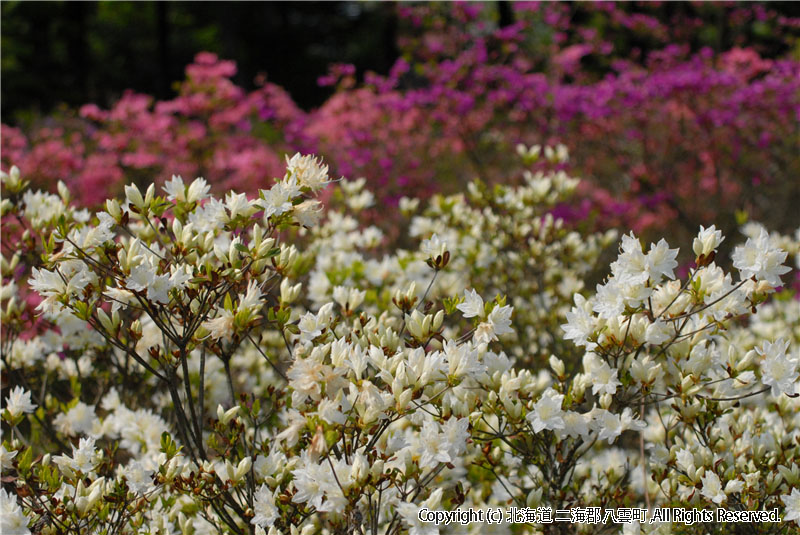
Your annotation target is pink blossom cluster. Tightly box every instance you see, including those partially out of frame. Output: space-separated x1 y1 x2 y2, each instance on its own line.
312 3 800 240
2 52 306 206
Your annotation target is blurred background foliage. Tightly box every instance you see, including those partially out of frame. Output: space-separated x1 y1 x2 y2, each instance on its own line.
2 1 799 252
3 1 799 123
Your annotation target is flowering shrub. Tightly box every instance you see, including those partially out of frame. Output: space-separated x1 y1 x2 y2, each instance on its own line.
1 52 307 207
313 3 800 241
2 151 800 534
3 3 800 244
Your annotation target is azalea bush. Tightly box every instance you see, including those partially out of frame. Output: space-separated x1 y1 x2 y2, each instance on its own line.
2 150 800 535
312 2 800 242
3 3 800 244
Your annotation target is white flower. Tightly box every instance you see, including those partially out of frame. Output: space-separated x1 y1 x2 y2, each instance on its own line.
332 286 366 311
700 471 726 505
317 397 346 425
124 184 146 211
294 199 323 227
125 461 154 496
732 228 790 286
125 263 172 304
285 153 330 192
443 340 485 379
239 280 264 313
781 487 800 524
53 437 100 475
5 386 36 418
257 179 301 220
557 411 590 439
53 401 97 436
186 177 210 203
630 355 662 384
125 263 151 292
30 266 91 313
527 388 565 433
0 488 30 535
595 408 645 443
644 320 672 345
418 419 452 469
291 458 337 511
456 289 484 318
757 339 798 397
163 175 186 201
169 265 193 292
420 233 447 259
280 278 302 304
675 448 695 475
585 357 621 396
298 311 326 342
66 214 115 252
251 484 279 528
346 190 374 211
147 272 172 304
562 294 596 348
646 239 679 281
441 417 470 459
610 233 648 285
225 191 255 220
0 165 22 188
254 452 285 482
0 445 18 471
693 225 724 258
475 304 513 344
203 309 234 341
593 280 626 319
188 197 227 232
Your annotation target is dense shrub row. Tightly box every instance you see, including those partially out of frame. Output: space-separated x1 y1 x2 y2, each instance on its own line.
2 156 800 534
3 3 799 243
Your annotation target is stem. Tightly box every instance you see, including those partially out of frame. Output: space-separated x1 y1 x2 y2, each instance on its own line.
180 346 205 458
416 269 439 311
223 356 237 405
247 333 288 381
198 345 206 428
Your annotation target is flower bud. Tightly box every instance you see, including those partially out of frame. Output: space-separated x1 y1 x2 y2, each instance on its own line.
57 181 71 203
526 488 543 507
433 310 444 331
234 457 252 482
371 459 385 479
693 225 724 258
280 278 302 304
125 184 145 211
217 405 240 425
144 183 155 207
549 355 565 378
105 198 122 222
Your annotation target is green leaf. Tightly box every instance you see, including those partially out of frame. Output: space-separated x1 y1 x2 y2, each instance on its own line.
18 446 33 474
284 323 300 335
160 432 178 456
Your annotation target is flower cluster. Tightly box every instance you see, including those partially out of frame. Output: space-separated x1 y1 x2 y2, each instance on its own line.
2 154 799 535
